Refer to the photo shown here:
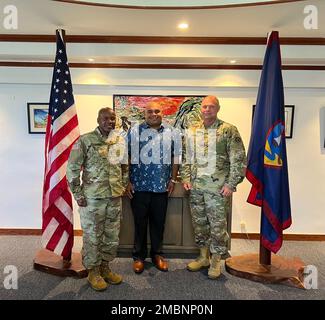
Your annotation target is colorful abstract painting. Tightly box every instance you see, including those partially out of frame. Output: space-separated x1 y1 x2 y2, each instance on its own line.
113 95 204 131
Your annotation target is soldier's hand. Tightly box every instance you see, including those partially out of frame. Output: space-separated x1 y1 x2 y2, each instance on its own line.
183 182 192 191
220 185 233 197
77 197 87 207
125 182 134 199
167 180 175 197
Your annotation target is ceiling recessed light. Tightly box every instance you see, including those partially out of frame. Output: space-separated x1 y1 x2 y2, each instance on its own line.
88 58 95 62
230 60 237 64
178 22 189 30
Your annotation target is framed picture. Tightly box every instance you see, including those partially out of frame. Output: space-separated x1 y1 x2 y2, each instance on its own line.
27 103 49 134
113 95 204 131
284 105 295 138
252 105 295 138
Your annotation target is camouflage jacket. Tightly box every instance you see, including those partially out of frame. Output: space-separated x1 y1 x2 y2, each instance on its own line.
180 119 246 193
67 127 129 200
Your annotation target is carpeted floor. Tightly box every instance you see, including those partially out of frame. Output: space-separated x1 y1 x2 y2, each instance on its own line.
0 236 324 300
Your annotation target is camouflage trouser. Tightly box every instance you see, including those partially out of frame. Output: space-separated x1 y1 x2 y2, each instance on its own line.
189 190 230 256
79 197 122 269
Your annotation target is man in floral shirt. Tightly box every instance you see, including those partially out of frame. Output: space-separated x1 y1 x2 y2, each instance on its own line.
126 101 179 274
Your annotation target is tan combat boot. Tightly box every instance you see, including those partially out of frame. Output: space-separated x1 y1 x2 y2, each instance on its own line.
208 254 222 279
101 261 123 285
87 266 108 291
187 247 210 271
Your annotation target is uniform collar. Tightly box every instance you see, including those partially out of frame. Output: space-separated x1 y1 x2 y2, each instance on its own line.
95 127 104 138
95 127 119 144
204 118 221 129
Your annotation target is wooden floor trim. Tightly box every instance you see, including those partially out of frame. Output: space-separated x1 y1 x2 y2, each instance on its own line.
1 229 324 241
231 233 325 241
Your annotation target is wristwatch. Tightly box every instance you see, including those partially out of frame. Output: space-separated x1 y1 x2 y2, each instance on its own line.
170 179 178 183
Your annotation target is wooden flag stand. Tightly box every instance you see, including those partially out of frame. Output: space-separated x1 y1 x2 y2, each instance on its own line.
225 237 306 289
33 249 87 278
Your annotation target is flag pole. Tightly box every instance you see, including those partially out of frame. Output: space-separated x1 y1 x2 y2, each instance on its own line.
58 28 66 46
259 226 271 265
58 28 72 265
259 31 272 267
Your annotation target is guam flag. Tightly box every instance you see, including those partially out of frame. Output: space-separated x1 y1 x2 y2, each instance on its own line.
246 31 291 253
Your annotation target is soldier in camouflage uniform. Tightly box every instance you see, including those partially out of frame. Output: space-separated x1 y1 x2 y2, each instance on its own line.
180 96 246 279
67 108 128 291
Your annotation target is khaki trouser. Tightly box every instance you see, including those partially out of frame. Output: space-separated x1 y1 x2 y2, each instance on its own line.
79 197 122 269
189 190 230 256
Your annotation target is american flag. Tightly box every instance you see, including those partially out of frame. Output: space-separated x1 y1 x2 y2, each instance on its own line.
41 30 80 259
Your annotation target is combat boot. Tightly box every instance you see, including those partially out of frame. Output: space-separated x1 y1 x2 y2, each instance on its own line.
87 266 108 291
187 247 210 271
208 254 222 279
100 261 123 285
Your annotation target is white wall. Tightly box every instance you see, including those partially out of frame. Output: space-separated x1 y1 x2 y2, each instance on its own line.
0 68 324 235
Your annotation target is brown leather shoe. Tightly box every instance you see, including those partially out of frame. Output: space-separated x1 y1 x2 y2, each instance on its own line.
152 255 168 272
133 260 144 274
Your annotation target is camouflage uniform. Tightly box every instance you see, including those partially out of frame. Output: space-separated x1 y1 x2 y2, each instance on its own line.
67 127 128 269
181 119 246 256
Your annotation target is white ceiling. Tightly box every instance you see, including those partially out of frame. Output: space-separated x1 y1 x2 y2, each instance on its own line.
0 0 324 66
64 0 278 7
2 0 324 37
60 0 282 8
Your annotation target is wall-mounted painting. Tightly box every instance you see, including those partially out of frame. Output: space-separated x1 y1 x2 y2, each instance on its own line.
284 105 295 138
113 95 204 131
27 103 49 134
